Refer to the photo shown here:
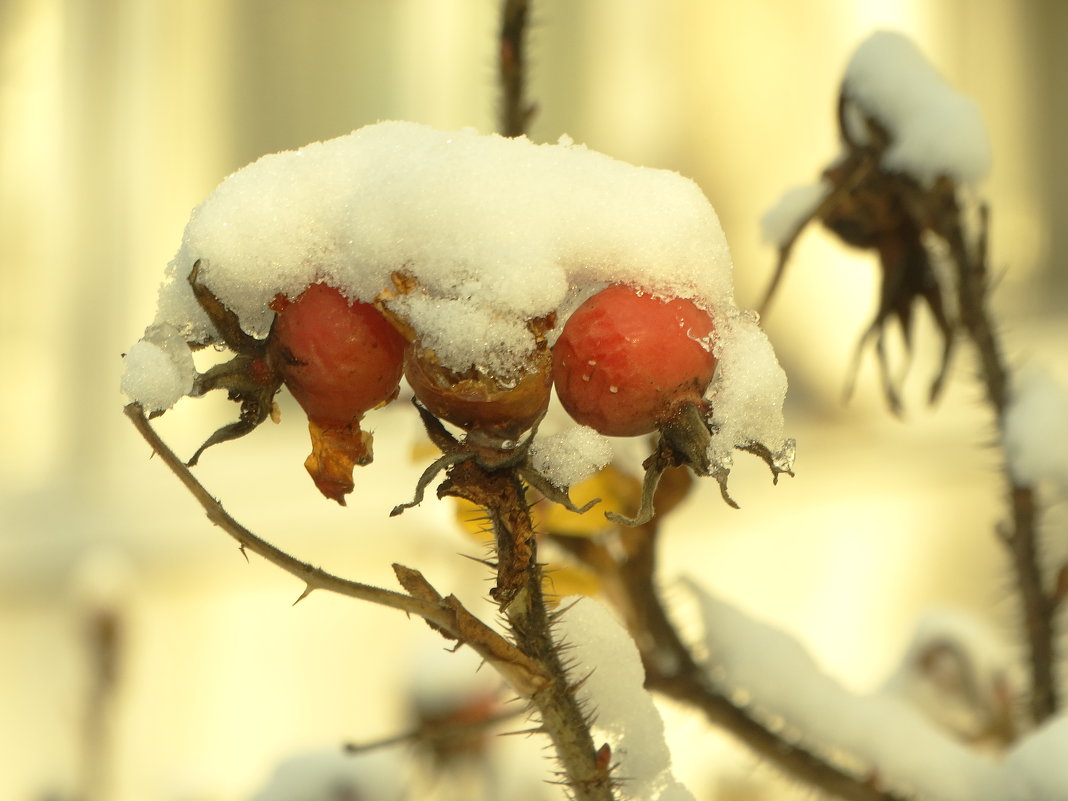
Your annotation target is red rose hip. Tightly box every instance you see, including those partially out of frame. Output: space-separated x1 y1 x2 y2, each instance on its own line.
552 284 718 437
267 282 406 503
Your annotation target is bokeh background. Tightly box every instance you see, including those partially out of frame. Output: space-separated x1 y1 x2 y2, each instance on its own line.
2 1 1066 799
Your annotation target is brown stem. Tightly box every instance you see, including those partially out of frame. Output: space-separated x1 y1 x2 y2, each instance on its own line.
80 607 122 801
498 0 536 138
946 205 1059 722
343 708 521 755
440 459 615 800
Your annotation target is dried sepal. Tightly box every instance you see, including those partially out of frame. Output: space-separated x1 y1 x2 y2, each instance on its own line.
303 420 374 505
607 402 797 526
764 89 971 412
185 263 282 465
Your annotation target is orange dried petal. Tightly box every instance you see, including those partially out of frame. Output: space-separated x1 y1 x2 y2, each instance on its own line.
304 420 374 505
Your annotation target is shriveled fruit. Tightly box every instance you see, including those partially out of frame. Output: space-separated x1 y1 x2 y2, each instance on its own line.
404 346 552 446
552 284 717 437
267 282 406 503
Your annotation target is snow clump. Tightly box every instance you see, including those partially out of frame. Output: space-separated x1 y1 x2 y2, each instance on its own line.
685 579 1068 801
529 426 614 489
1004 365 1068 491
842 30 991 185
123 121 789 469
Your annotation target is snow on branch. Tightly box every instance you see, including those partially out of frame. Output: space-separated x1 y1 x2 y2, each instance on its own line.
683 579 1068 801
842 30 991 185
556 596 696 801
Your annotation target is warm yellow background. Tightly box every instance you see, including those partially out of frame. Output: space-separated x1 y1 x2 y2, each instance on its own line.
2 1 1066 799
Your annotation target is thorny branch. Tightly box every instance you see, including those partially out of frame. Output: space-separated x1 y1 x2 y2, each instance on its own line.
763 87 1063 725
945 205 1061 723
127 401 615 798
399 410 617 800
343 708 522 758
123 403 547 698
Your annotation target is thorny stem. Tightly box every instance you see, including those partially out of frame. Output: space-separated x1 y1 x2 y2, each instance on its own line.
441 459 615 801
945 205 1060 723
127 402 611 797
498 0 536 138
123 403 548 697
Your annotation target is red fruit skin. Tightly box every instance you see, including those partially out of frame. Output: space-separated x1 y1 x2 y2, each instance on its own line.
268 283 406 426
551 284 717 437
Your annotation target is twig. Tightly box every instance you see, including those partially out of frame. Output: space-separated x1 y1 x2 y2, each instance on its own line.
498 0 536 137
343 708 522 755
944 205 1060 722
123 403 548 697
80 607 122 801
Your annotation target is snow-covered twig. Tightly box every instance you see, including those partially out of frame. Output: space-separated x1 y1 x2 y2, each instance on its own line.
680 581 1068 801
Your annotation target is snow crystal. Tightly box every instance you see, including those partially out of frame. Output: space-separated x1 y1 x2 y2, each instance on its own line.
120 324 195 412
1004 365 1068 490
760 181 831 248
556 596 696 801
529 426 614 488
843 31 991 184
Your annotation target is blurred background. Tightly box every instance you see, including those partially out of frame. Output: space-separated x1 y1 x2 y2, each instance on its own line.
1 1 1066 799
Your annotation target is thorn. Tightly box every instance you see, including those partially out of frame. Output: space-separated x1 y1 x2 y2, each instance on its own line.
497 725 547 737
238 543 249 563
293 584 315 606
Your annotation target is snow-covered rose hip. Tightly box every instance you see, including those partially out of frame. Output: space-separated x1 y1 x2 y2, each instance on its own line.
552 284 718 437
267 282 406 504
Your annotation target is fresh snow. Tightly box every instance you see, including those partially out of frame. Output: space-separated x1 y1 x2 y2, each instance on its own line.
530 426 615 489
763 31 991 248
1004 365 1068 491
843 31 991 184
684 579 1068 801
556 596 696 801
123 121 789 474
